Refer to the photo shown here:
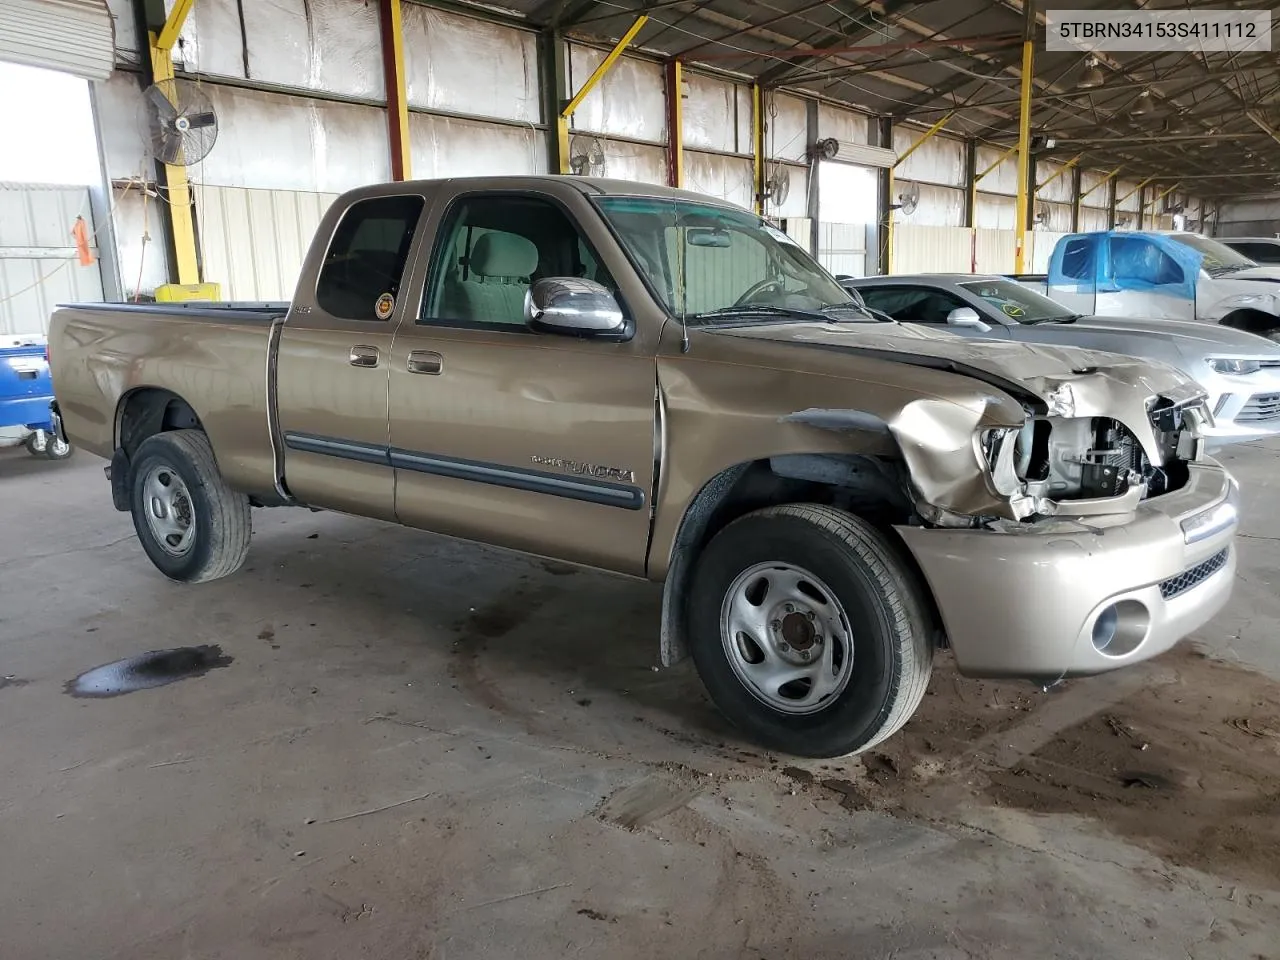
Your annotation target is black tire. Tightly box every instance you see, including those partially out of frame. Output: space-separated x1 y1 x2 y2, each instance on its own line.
687 504 933 758
43 435 73 460
24 431 46 456
128 430 251 583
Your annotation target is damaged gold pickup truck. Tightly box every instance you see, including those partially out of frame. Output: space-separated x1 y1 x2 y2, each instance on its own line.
49 177 1238 757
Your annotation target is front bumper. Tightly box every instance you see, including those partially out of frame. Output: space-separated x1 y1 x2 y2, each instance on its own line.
1199 368 1280 443
896 460 1237 679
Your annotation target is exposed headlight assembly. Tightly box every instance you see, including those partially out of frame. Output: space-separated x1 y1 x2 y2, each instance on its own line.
1208 358 1262 376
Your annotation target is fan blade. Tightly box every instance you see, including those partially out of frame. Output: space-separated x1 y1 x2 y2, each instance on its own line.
184 111 216 130
147 84 179 123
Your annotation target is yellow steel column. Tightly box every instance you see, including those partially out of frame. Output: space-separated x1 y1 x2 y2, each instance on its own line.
753 83 765 215
886 111 951 273
149 0 199 286
1013 29 1034 273
559 16 647 174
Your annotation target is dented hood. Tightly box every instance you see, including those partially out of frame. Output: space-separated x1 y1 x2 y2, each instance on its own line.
707 320 1198 415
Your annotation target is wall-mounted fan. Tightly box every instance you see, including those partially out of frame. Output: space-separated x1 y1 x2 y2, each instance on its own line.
138 79 218 165
891 181 920 216
568 136 607 177
813 137 840 161
762 163 791 207
1033 201 1053 227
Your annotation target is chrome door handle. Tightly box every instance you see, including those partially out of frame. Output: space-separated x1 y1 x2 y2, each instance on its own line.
349 345 380 368
407 350 443 375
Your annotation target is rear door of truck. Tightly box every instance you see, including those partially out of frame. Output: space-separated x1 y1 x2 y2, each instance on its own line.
1044 234 1098 315
274 192 429 520
385 183 658 575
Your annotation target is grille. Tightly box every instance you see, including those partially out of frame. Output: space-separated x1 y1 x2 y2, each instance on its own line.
1159 548 1229 601
1258 360 1280 370
1238 393 1280 423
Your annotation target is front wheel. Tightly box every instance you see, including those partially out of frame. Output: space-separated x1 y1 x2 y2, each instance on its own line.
687 504 933 758
128 430 251 583
24 430 47 456
44 434 73 460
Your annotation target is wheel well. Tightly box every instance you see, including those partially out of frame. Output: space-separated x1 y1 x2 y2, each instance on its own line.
658 455 945 666
117 388 204 458
1219 308 1280 336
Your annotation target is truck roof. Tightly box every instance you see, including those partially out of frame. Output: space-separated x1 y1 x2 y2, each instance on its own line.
339 175 738 208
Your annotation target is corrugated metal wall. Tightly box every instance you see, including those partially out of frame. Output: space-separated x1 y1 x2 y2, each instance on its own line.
0 185 104 336
196 185 337 302
892 225 972 274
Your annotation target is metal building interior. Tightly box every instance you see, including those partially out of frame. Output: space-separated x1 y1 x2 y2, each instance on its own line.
3 1 1280 958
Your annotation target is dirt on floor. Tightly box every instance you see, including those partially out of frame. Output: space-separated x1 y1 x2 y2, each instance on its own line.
778 646 1280 891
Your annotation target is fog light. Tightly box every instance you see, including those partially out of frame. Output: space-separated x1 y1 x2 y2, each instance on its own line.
1091 599 1150 657
1092 604 1119 652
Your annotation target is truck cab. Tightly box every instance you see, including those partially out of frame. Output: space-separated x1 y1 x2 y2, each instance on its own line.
1042 231 1280 340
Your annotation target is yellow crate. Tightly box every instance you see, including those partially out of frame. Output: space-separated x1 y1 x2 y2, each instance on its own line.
155 282 222 302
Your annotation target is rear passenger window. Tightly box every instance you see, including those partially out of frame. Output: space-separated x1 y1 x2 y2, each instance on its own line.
422 196 617 329
316 195 425 321
1060 237 1093 280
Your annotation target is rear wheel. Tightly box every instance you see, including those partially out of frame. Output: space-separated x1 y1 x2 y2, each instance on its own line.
687 504 933 758
43 434 73 460
24 430 47 456
128 430 251 583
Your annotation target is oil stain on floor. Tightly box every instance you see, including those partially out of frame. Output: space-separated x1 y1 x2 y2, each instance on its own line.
65 645 233 698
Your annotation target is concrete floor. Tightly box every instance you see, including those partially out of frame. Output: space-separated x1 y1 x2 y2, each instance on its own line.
2 440 1279 960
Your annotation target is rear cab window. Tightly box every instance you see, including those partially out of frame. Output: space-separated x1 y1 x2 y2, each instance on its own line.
316 195 426 321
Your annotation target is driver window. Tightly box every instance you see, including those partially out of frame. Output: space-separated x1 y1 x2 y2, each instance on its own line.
422 196 617 328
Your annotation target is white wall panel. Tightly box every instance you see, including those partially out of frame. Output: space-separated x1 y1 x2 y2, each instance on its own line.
410 114 546 178
898 182 963 227
164 0 246 80
106 0 140 62
893 128 964 187
593 140 666 185
1035 201 1072 232
96 73 150 181
240 0 385 101
683 74 744 154
1080 168 1112 201
766 93 808 163
1031 230 1070 273
974 229 1015 274
817 103 871 144
685 151 752 209
891 225 971 274
568 46 664 143
0 185 103 335
180 83 389 192
818 222 868 278
1037 161 1073 202
402 6 538 123
196 185 337 301
1116 180 1141 212
975 144 1017 195
1079 206 1108 231
976 192 1017 230
113 184 170 299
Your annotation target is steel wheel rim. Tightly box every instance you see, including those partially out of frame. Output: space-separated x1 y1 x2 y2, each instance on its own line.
719 561 855 715
141 464 196 557
47 437 69 457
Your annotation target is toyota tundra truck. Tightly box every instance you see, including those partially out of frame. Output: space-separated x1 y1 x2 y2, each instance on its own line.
48 176 1238 757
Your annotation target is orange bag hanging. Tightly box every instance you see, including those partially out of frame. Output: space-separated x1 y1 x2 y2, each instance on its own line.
72 216 95 267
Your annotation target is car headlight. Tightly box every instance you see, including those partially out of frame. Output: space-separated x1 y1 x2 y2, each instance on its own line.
1208 358 1262 375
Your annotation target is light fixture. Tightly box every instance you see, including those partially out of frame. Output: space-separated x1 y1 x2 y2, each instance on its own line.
1078 56 1106 90
1132 89 1151 116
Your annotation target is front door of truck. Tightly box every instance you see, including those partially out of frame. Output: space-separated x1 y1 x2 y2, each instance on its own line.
275 193 428 520
1096 234 1196 320
387 188 656 575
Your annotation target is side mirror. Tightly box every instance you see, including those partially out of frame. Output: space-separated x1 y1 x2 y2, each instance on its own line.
524 278 628 340
946 306 992 332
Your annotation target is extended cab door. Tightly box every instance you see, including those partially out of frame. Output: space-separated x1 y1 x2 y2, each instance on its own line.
275 192 428 520
386 186 657 575
1045 235 1098 315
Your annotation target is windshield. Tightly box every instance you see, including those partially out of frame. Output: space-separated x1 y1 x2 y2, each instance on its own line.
957 278 1076 323
1168 234 1257 273
595 196 871 323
